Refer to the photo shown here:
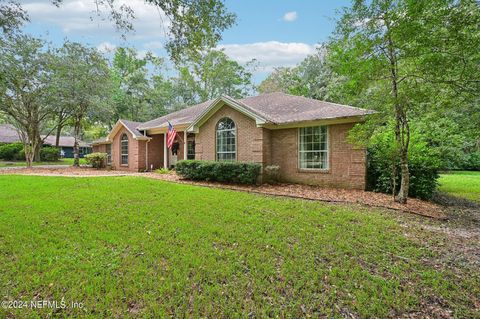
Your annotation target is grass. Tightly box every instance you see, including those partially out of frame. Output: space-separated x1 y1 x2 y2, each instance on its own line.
439 171 480 203
0 175 478 318
0 158 86 167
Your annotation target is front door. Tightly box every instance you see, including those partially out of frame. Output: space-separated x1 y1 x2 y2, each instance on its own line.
168 149 177 168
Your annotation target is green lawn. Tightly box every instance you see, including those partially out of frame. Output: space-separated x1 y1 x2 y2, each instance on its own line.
0 176 478 318
439 171 480 203
0 158 86 167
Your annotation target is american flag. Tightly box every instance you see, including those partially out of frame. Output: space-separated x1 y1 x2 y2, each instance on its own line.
167 121 177 149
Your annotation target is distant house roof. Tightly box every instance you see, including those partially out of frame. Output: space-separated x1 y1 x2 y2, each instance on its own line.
0 124 21 144
137 92 374 131
42 136 90 148
0 124 90 147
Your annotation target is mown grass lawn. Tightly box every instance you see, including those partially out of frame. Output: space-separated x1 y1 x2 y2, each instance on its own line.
0 158 86 167
0 176 478 318
439 171 480 203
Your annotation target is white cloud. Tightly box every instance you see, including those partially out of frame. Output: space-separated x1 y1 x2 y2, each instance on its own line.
97 41 116 53
217 41 316 72
144 41 164 50
22 0 170 39
282 11 298 22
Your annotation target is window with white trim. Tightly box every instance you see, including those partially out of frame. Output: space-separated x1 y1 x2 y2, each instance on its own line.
298 126 328 169
106 144 112 165
216 118 236 161
120 134 128 165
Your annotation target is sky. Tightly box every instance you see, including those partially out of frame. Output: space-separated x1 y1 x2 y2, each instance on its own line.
20 0 351 83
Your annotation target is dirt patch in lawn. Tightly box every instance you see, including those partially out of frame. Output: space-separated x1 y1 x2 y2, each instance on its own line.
0 166 447 219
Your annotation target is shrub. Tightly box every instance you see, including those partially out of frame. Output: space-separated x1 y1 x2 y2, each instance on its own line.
367 130 441 200
176 160 262 184
85 152 107 169
463 151 480 171
0 143 24 160
264 165 280 183
154 168 171 174
40 147 60 162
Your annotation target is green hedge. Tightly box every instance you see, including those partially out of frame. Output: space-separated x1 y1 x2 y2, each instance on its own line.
0 143 24 160
40 147 60 161
176 160 262 184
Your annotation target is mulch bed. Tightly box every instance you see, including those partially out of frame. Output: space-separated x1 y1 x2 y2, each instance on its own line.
0 167 447 219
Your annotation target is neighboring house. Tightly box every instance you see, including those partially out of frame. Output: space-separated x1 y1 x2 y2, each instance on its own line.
0 124 91 158
42 136 92 158
0 124 22 144
92 92 374 189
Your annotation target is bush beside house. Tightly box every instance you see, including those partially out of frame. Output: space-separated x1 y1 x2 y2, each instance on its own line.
176 160 262 184
366 132 440 200
85 152 107 169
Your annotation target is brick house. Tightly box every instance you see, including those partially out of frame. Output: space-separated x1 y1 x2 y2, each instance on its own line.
92 93 374 189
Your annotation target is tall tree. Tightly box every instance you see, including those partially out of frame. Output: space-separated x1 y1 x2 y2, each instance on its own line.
177 49 256 102
329 0 480 203
0 0 28 35
52 0 236 63
110 47 157 124
0 35 54 166
54 42 111 166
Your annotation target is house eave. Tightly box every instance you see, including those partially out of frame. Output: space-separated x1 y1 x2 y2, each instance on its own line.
258 115 367 130
187 95 269 133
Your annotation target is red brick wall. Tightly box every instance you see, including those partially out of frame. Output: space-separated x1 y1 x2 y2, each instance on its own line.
147 133 164 170
195 103 268 165
270 123 366 189
194 104 366 188
111 126 144 171
92 144 106 153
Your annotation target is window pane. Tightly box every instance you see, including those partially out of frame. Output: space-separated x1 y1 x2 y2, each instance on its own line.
299 126 328 169
216 118 236 161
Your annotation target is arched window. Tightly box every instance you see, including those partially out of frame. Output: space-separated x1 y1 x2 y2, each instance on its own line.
120 134 128 165
216 118 236 161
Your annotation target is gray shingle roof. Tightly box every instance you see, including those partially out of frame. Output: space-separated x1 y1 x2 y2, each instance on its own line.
136 92 373 131
42 136 90 148
0 124 21 143
238 92 375 124
137 100 213 130
120 119 147 138
0 124 90 147
91 137 110 145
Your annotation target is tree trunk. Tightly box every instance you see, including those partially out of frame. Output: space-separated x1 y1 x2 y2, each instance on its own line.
396 147 409 203
55 123 62 147
24 144 34 168
33 136 42 162
386 22 410 204
73 120 81 167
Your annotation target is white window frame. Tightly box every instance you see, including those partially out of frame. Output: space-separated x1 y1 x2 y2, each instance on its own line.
106 144 112 165
298 125 329 170
216 118 236 162
120 134 128 165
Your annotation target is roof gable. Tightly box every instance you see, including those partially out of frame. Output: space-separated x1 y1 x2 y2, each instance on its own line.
107 119 149 141
187 96 268 133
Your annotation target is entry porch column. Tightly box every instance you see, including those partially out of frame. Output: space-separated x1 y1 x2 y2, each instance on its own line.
183 131 188 160
163 133 168 169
